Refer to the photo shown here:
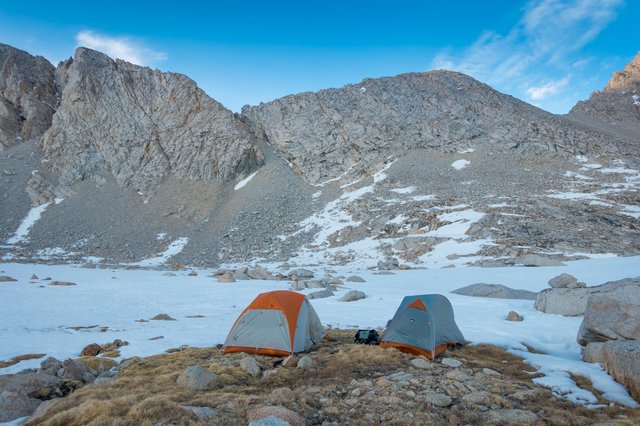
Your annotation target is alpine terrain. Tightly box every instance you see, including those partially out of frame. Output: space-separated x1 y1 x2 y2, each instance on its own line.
0 41 639 425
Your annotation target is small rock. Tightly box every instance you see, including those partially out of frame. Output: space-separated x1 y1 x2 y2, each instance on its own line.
297 356 313 368
268 387 294 404
441 358 462 368
81 262 96 269
548 273 578 288
149 336 164 340
346 275 366 283
39 357 63 375
461 391 490 405
307 288 334 299
482 368 501 376
247 406 305 426
281 355 298 368
151 313 176 321
184 405 218 421
162 272 176 277
49 281 77 286
387 371 413 382
288 268 314 279
487 409 538 424
188 271 198 276
410 358 431 369
30 274 38 280
80 343 103 357
217 272 236 283
240 357 262 377
377 259 399 270
339 290 366 302
176 366 217 391
60 359 94 383
351 388 362 397
0 276 17 282
424 392 452 407
248 268 273 280
506 311 523 321
327 278 343 285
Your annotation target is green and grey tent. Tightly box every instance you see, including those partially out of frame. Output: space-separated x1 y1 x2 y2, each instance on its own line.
380 294 465 359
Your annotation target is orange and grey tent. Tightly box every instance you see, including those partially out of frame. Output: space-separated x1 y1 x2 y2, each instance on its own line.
223 290 324 356
380 294 465 360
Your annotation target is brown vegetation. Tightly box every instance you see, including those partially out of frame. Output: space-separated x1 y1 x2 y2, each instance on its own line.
24 330 640 425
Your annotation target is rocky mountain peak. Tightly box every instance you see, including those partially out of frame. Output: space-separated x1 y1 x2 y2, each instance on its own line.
605 51 640 92
569 53 640 130
0 43 56 150
39 47 263 197
243 69 625 185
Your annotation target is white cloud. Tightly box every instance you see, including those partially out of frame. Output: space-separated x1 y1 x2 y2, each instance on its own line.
76 30 167 66
430 0 623 111
526 76 570 100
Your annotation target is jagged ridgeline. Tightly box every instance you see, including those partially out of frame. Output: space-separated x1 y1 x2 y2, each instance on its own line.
41 48 264 194
0 44 57 150
1 43 639 266
242 70 632 185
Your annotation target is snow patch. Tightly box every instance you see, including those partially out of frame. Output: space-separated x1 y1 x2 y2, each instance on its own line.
234 171 258 190
129 237 189 267
451 159 470 170
411 194 436 202
390 186 416 194
6 202 52 245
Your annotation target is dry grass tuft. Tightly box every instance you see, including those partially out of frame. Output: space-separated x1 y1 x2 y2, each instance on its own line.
0 353 46 368
23 330 640 425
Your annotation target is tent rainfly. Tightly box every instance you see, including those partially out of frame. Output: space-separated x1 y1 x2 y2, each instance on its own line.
380 294 465 359
223 290 324 356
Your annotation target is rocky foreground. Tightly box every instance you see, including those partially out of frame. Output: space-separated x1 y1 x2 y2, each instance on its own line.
3 330 638 426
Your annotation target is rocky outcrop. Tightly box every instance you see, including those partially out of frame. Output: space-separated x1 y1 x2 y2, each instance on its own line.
452 283 537 300
583 340 640 403
0 43 56 150
243 70 626 184
534 277 640 316
41 47 263 195
577 294 640 345
570 52 640 127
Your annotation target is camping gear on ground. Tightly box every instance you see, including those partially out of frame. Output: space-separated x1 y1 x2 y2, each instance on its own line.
223 290 324 356
380 294 465 359
354 329 381 345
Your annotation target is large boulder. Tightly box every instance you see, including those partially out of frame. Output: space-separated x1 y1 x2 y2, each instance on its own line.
534 277 640 316
339 290 366 302
583 340 640 403
452 283 537 300
0 370 65 422
547 273 578 288
577 295 640 345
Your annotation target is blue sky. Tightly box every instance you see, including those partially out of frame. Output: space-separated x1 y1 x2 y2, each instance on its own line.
1 0 637 113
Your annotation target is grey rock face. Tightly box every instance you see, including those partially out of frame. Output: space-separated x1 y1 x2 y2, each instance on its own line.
583 340 640 402
570 52 640 127
452 283 537 300
0 43 56 150
577 294 640 345
535 277 640 316
42 47 263 195
243 70 628 185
